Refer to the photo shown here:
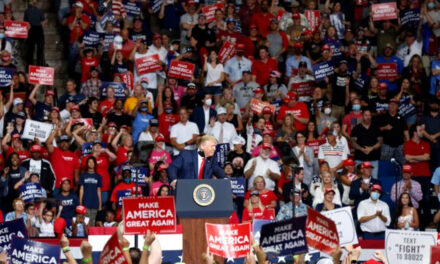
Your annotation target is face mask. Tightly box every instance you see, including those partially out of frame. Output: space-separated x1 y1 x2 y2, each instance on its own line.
352 104 361 111
428 2 436 9
141 82 148 89
139 107 148 112
324 108 331 115
0 33 4 39
123 178 131 184
205 98 212 106
165 108 173 114
370 191 380 200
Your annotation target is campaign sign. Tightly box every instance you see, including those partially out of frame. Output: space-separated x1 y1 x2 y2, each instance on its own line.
82 142 107 156
136 54 162 75
168 60 195 80
386 229 436 264
117 190 131 208
215 143 230 168
9 236 60 264
124 0 142 17
259 217 308 258
205 223 251 258
250 98 276 115
305 207 339 255
321 207 358 246
313 61 334 82
305 10 320 31
431 246 440 263
401 9 420 27
101 82 127 99
252 219 273 242
329 42 342 57
372 3 397 21
22 120 54 142
5 21 29 39
150 0 163 13
202 3 225 23
218 41 236 65
123 196 176 234
376 63 398 80
116 72 134 92
0 219 28 253
28 66 54 85
83 30 101 48
230 178 245 197
98 232 129 264
99 11 115 29
101 33 115 52
291 81 314 98
19 183 44 202
130 166 148 186
0 67 15 86
330 13 345 39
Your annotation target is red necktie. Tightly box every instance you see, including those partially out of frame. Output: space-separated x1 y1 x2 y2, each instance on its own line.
198 158 206 180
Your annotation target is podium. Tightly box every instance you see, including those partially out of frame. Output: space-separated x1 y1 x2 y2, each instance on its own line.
176 179 233 264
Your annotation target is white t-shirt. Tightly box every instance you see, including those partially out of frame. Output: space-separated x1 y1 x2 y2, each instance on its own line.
205 63 224 87
244 156 280 190
0 105 7 137
170 121 200 155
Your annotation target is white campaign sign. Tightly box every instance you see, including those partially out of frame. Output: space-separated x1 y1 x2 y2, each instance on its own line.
385 229 437 264
22 120 53 141
321 206 358 246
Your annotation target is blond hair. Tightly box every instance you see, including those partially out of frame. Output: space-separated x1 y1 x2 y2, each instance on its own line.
197 135 217 148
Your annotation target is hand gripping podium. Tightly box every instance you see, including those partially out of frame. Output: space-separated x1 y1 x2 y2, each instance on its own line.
176 179 233 264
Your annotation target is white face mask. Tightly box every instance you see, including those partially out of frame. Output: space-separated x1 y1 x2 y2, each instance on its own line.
205 98 212 106
324 108 331 115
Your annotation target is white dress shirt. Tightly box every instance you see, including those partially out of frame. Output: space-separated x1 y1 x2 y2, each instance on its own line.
204 121 238 148
357 198 391 233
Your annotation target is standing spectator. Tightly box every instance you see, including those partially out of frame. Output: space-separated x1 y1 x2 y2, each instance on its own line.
375 43 404 94
131 100 154 143
205 107 238 148
379 98 409 164
242 190 274 222
351 109 382 179
244 142 280 191
67 2 90 76
80 67 102 98
390 164 423 210
349 161 381 208
276 92 310 131
250 0 274 37
266 18 288 63
285 42 312 78
239 0 260 35
79 156 102 227
232 71 259 110
179 0 199 47
397 31 423 67
342 98 362 138
395 192 419 230
292 131 315 186
224 44 252 85
170 108 199 156
24 0 45 66
110 166 136 221
20 145 55 195
28 84 54 121
421 98 440 170
327 60 351 121
81 97 103 129
251 46 278 86
203 50 224 105
318 129 347 175
54 178 79 224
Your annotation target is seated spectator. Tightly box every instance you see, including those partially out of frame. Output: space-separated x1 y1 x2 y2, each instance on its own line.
395 192 419 231
25 202 40 237
72 205 89 237
110 166 136 221
277 188 308 220
315 188 341 212
390 164 422 209
5 198 28 222
357 184 391 239
311 171 341 208
242 190 274 222
244 142 280 191
148 134 172 172
244 176 277 209
282 166 312 206
149 163 170 196
157 185 171 197
340 159 358 206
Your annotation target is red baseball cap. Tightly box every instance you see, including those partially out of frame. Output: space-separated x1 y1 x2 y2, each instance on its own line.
71 105 80 112
254 88 264 94
155 134 165 142
302 29 312 35
153 34 161 40
12 133 21 140
293 42 303 49
379 82 388 90
51 106 60 112
262 106 272 115
321 44 330 51
343 158 355 166
324 188 335 195
60 177 71 183
45 90 55 96
120 125 129 130
292 13 300 19
370 184 382 193
31 145 42 152
249 24 257 30
262 129 272 136
158 164 168 171
402 164 412 173
262 142 272 149
284 92 297 103
361 161 374 169
76 205 87 215
236 43 245 50
107 122 117 128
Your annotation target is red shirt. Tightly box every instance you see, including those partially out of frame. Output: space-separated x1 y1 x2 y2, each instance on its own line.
250 12 274 37
81 56 98 83
403 139 431 177
108 39 136 59
110 182 136 221
242 207 275 222
67 14 90 43
244 190 277 207
217 30 242 44
306 139 326 157
6 147 29 162
158 112 180 143
342 112 362 136
115 146 130 166
276 102 310 131
51 147 80 188
98 99 115 117
81 154 111 191
251 58 278 86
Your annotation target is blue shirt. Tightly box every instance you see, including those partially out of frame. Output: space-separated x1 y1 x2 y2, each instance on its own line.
375 55 404 92
5 212 28 223
132 112 154 143
224 56 252 83
285 56 312 77
430 59 440 96
276 202 308 220
55 192 79 220
431 167 440 186
34 101 51 121
79 172 102 209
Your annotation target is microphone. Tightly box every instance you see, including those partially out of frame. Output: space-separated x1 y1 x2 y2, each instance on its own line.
390 158 400 166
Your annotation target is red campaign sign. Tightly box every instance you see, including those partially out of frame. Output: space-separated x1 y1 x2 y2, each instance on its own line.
205 223 251 258
98 232 129 264
291 81 315 98
70 118 93 129
305 10 320 31
372 3 397 21
305 207 339 255
28 65 54 85
376 63 398 80
5 20 29 39
250 98 276 115
431 246 440 263
122 196 176 235
135 54 162 75
168 60 195 81
218 41 236 65
116 72 134 92
202 2 225 23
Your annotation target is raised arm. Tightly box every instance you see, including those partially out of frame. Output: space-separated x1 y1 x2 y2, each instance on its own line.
29 84 40 105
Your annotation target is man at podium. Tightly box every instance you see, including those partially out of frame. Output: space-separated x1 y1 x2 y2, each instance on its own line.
168 135 226 188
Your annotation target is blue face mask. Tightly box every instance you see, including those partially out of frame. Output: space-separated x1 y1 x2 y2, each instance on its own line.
370 191 380 200
139 107 148 112
141 82 148 89
352 104 361 111
428 2 436 9
123 178 131 184
165 108 173 114
0 33 4 39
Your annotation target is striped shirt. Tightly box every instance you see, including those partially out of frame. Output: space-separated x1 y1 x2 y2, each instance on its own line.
318 141 347 170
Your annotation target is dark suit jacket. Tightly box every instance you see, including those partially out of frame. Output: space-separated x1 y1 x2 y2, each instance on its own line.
349 177 381 207
168 149 226 181
190 106 217 133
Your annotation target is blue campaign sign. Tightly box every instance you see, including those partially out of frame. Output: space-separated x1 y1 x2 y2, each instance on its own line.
99 11 115 29
117 190 132 208
101 82 127 99
0 67 15 87
82 142 107 156
130 167 148 186
83 30 101 48
401 8 420 27
19 183 44 202
330 13 345 39
0 219 28 253
329 42 342 57
150 0 163 13
100 33 115 52
230 178 245 197
252 219 273 242
124 0 142 17
214 143 230 169
9 236 60 264
259 217 308 258
313 62 334 82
